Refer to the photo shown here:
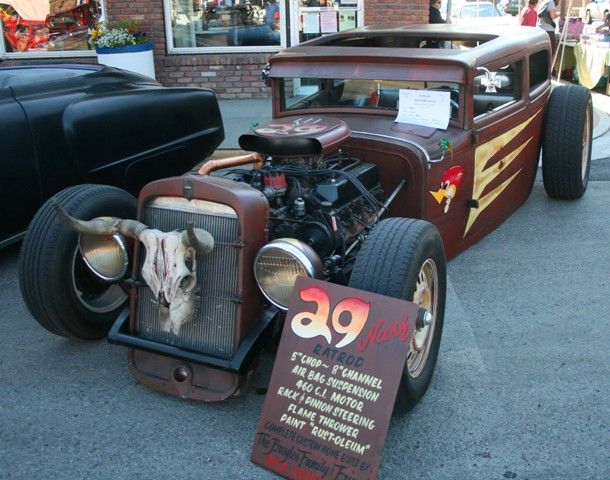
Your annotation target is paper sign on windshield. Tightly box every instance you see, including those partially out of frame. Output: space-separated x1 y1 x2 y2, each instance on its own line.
395 89 451 130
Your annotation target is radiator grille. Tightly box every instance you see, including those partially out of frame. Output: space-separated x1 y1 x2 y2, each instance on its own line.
136 197 240 359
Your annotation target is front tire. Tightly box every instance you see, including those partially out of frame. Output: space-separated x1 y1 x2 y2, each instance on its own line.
349 218 446 411
542 85 593 199
19 185 136 339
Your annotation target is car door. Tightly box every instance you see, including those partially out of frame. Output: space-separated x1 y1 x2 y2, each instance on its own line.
460 56 545 251
0 87 42 246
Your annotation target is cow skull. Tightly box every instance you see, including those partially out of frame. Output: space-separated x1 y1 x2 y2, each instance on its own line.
53 200 214 335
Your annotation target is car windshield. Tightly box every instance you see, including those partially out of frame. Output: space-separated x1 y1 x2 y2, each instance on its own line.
282 78 461 120
460 4 500 17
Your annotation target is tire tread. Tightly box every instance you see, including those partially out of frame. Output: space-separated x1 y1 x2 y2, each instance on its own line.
19 184 135 339
350 218 423 298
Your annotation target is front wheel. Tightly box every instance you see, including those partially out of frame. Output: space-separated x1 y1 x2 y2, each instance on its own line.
19 184 136 339
349 218 446 411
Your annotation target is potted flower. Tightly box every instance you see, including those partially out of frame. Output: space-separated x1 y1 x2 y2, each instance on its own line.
89 21 155 79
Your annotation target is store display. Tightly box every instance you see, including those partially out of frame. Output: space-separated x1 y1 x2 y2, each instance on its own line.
171 0 281 48
320 9 338 33
0 0 100 52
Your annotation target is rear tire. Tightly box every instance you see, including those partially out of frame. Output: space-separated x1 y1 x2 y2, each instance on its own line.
542 85 593 199
19 185 136 339
349 218 446 411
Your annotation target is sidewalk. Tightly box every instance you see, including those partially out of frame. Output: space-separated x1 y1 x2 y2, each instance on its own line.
217 99 271 149
217 90 610 160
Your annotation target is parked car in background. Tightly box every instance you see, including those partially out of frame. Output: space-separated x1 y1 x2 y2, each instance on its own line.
502 0 525 16
583 0 610 23
451 1 513 27
0 64 224 247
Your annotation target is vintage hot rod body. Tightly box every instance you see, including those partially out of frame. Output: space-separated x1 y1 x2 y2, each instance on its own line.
0 64 223 248
19 25 592 407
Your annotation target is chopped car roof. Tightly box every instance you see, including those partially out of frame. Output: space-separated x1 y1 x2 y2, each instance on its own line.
269 25 550 78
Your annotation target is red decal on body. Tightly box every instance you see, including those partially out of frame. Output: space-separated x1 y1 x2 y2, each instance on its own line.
430 165 465 213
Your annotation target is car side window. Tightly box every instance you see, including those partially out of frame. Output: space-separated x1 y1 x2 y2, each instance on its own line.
529 50 550 92
473 61 522 118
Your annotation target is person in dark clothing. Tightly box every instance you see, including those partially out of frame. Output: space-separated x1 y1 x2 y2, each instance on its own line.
429 0 445 24
428 0 445 48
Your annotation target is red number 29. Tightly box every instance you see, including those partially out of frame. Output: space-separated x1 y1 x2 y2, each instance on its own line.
291 286 370 348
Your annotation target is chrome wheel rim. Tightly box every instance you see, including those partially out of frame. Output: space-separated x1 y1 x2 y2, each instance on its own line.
71 246 127 314
407 259 438 378
582 106 591 181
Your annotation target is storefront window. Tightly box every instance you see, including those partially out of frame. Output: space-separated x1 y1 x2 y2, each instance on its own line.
168 0 284 51
0 0 102 53
289 0 363 46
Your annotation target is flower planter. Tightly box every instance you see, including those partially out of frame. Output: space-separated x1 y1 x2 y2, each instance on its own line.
96 42 155 79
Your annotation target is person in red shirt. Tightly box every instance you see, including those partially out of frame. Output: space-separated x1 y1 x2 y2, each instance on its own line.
520 0 539 27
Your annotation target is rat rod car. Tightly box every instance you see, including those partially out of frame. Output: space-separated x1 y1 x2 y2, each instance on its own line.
19 25 592 409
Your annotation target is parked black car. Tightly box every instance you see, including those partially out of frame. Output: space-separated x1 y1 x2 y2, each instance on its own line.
0 64 224 247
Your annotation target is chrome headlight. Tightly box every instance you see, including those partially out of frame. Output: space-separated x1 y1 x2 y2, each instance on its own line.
78 233 129 282
254 238 323 310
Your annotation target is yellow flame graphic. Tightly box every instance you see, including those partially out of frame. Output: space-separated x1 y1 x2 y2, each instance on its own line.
464 111 541 237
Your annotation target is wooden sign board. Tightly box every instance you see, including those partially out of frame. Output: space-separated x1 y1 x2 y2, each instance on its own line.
251 277 419 480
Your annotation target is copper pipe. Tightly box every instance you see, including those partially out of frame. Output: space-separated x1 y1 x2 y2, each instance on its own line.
198 152 264 175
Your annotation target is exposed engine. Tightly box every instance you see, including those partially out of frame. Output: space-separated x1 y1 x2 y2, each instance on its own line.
219 116 408 283
222 152 385 278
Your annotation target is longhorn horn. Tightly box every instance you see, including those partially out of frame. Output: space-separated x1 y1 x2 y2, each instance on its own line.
182 222 214 254
52 198 148 239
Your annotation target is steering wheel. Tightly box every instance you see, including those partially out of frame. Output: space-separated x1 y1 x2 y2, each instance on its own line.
434 86 460 118
442 86 460 103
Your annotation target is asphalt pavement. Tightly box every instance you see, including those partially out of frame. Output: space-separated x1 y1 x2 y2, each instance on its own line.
1 97 609 479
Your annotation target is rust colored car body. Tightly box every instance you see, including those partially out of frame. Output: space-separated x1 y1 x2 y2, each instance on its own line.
21 25 592 404
268 24 552 259
125 25 560 400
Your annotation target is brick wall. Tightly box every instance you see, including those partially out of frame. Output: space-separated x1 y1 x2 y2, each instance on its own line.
365 0 428 25
159 53 272 98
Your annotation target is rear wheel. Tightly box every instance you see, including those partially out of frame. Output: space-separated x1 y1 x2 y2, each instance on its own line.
349 218 446 411
19 185 136 339
542 85 593 199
